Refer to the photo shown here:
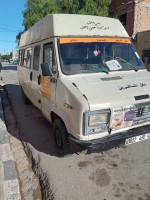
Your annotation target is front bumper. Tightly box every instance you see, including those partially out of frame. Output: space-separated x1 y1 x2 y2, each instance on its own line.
68 124 150 153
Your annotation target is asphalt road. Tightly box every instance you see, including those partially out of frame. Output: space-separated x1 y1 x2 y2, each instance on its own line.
1 62 150 200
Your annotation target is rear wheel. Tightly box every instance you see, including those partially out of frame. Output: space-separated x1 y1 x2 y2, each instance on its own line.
21 88 30 104
53 118 70 156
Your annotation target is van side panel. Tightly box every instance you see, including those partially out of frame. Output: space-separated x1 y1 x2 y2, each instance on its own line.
55 78 89 140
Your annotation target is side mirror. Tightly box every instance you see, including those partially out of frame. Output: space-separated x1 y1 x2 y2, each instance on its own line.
41 63 53 77
144 57 149 68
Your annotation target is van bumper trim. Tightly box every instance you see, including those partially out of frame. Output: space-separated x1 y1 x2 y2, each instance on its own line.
68 124 150 153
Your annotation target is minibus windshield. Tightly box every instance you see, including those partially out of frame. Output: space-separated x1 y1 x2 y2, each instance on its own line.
59 38 145 75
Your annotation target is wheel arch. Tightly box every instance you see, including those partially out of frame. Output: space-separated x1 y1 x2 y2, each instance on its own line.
50 109 71 134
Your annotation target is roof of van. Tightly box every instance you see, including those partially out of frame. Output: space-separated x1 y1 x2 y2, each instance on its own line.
19 14 129 47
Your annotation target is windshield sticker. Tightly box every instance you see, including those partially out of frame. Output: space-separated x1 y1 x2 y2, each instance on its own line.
59 38 131 44
106 60 122 71
80 21 109 31
119 83 146 90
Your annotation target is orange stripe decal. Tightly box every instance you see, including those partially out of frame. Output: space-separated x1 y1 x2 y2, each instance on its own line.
60 38 131 44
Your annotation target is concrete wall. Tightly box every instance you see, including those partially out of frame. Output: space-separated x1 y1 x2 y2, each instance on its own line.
136 30 150 70
133 1 150 38
109 0 150 38
109 0 135 37
109 0 150 71
109 0 133 11
12 51 19 61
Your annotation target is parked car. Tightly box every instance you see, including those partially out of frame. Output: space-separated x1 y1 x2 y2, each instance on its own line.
13 60 18 64
9 59 13 63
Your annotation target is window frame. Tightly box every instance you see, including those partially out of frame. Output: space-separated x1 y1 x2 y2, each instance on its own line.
33 45 41 71
25 47 32 69
43 42 57 74
19 49 25 66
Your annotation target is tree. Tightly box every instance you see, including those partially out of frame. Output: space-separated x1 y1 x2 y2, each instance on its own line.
58 0 80 14
16 0 59 46
58 0 111 16
1 55 11 61
23 0 59 30
16 31 25 47
80 0 111 16
22 0 111 30
16 0 111 45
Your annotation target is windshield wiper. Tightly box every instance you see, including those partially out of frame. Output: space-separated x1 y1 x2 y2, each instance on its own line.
81 64 109 74
116 57 138 72
92 66 109 74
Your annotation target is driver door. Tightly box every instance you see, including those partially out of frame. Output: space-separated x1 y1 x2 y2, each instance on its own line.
40 42 57 120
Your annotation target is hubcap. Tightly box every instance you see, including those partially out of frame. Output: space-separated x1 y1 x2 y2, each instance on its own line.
55 128 63 153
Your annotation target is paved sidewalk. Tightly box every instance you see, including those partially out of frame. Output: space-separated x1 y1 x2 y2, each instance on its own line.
0 87 21 200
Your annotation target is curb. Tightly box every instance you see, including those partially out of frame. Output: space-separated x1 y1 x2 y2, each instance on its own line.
0 87 21 200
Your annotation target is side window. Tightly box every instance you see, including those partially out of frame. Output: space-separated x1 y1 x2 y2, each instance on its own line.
19 50 22 66
43 43 57 74
19 49 24 66
26 48 32 68
33 45 40 70
23 48 32 68
23 50 27 67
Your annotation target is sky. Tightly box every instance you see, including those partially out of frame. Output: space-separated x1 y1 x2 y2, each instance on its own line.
0 0 25 54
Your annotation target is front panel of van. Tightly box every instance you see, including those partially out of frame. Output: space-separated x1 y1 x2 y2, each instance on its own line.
55 37 150 142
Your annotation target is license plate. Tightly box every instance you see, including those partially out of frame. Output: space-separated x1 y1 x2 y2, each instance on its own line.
125 133 150 145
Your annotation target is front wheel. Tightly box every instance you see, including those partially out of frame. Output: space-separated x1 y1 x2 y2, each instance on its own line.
53 118 70 156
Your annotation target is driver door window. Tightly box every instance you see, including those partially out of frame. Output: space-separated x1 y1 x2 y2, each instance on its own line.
43 43 57 74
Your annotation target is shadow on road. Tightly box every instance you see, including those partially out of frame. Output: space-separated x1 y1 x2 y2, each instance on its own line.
0 89 5 124
1 83 58 157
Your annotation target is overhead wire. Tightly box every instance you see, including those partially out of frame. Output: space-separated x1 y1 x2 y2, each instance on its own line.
0 24 22 50
0 23 22 53
0 26 22 33
0 40 14 43
0 23 22 30
0 22 23 33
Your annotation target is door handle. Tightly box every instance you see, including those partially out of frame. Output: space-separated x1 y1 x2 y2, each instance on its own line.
30 72 33 81
37 75 41 85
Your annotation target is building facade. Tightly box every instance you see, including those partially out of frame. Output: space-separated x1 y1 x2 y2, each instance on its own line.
12 51 19 61
109 0 150 39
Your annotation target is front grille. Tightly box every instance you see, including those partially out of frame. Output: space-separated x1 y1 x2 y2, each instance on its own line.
133 102 150 126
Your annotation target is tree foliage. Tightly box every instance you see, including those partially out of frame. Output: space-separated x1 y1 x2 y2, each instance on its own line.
16 31 25 47
23 0 59 30
16 0 111 45
22 0 111 30
1 55 11 61
58 0 111 16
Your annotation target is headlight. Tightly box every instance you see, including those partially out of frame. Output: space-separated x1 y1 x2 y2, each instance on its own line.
84 109 110 135
89 112 109 126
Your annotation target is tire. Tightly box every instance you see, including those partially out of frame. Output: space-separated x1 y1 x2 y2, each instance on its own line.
21 88 30 104
53 118 70 156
